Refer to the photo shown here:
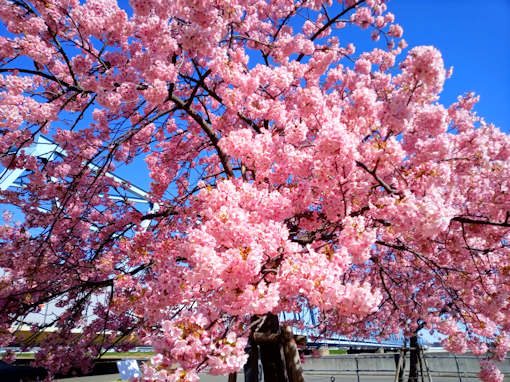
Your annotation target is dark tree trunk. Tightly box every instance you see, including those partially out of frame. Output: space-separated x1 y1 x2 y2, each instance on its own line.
408 335 420 382
281 325 305 382
257 313 288 382
243 339 259 382
245 313 305 382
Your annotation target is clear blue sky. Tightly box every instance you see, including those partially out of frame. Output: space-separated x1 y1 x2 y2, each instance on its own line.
390 0 510 132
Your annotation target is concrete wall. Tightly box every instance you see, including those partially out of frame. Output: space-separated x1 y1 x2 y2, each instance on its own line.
302 352 510 377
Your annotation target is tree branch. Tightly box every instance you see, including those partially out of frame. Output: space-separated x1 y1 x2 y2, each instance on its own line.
356 160 401 196
296 0 366 62
169 94 234 178
452 215 510 228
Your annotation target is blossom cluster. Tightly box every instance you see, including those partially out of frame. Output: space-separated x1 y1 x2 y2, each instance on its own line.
0 0 508 381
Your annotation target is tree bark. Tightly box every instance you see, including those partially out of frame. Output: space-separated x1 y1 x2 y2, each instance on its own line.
248 313 305 382
257 313 288 382
243 339 259 382
408 335 420 382
281 325 305 382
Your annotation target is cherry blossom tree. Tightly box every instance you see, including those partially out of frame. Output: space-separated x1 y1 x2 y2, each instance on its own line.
0 0 508 381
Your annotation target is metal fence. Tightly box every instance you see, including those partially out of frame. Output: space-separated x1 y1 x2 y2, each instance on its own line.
301 352 510 382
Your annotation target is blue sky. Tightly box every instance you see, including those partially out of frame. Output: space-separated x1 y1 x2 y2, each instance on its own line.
390 0 510 132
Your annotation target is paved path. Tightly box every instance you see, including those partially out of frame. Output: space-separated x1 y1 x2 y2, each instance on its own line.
58 372 510 381
57 375 120 382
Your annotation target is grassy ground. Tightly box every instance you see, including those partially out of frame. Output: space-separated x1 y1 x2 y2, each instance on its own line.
328 349 348 354
14 351 154 359
15 353 39 359
101 352 154 359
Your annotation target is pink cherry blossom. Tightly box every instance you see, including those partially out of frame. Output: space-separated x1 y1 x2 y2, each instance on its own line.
0 0 508 380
